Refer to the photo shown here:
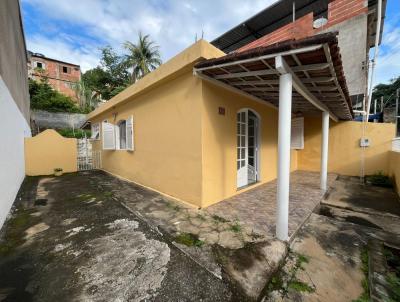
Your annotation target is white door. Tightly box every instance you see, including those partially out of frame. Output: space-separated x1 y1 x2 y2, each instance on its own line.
237 109 259 188
237 111 248 187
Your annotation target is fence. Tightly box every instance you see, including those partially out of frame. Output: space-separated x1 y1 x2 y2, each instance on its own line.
77 138 102 171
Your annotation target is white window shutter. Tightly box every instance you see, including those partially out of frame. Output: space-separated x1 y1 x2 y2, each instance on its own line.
126 116 134 151
291 117 304 149
102 121 115 150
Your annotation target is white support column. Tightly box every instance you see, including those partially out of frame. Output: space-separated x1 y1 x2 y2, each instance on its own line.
320 111 329 191
276 73 292 241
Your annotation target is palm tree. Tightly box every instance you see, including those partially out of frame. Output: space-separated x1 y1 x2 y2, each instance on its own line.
124 32 162 83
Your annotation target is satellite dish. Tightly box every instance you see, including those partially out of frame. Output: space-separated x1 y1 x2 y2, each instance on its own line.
313 17 328 29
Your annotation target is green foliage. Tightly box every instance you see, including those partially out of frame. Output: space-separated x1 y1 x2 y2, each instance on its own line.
229 221 242 233
353 248 370 302
175 233 204 247
29 79 84 113
212 215 229 223
82 46 130 101
288 280 314 293
366 171 393 188
81 33 161 101
372 76 400 111
57 128 91 139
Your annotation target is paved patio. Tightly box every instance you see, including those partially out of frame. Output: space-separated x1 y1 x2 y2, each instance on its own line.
208 170 337 240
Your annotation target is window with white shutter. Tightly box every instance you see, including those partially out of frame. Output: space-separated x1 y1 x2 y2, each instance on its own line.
126 116 134 151
90 123 100 140
102 121 116 150
291 117 304 150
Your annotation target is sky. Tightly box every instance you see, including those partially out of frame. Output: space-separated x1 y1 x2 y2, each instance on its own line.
21 0 400 86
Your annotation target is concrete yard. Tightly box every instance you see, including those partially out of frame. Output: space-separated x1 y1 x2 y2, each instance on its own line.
262 176 400 301
1 171 400 301
0 173 235 302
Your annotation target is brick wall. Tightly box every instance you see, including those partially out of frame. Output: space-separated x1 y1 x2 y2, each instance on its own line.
237 0 368 52
238 13 314 52
30 56 81 101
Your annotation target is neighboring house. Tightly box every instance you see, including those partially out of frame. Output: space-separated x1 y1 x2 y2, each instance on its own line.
0 0 31 227
211 0 386 112
27 51 81 101
86 0 387 241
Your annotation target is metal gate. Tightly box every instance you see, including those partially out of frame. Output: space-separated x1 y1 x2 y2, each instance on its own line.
77 138 102 171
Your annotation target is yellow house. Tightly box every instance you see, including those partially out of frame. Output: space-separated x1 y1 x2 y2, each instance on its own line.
87 33 394 241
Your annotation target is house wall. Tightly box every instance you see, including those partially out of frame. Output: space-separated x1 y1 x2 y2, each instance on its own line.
389 151 400 196
200 82 298 207
91 71 204 207
298 117 395 176
25 130 77 176
0 0 31 228
29 56 81 101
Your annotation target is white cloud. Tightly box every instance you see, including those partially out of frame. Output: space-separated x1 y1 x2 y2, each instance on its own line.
373 14 400 85
22 0 278 72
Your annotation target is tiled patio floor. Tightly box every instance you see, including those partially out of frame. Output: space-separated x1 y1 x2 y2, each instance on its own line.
207 170 337 240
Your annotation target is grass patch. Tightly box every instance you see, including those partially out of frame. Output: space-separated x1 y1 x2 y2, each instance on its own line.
166 202 181 212
288 280 315 293
268 275 284 291
212 215 229 223
384 245 400 301
229 222 242 233
0 208 39 256
103 191 113 198
175 233 204 247
352 247 370 302
365 171 393 188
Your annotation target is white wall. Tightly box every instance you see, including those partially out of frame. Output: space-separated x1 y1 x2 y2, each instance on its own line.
0 76 31 228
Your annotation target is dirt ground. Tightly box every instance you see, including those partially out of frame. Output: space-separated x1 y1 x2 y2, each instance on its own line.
0 172 237 302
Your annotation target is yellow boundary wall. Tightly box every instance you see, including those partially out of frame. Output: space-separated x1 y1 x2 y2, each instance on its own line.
25 129 77 176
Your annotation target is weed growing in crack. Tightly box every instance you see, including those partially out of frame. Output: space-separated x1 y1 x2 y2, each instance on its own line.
175 233 204 247
212 215 229 223
266 252 315 298
230 222 242 233
166 202 181 212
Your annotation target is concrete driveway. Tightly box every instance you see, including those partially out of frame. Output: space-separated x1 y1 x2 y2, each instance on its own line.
0 172 235 302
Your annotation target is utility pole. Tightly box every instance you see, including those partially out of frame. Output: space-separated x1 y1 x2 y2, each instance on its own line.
374 99 377 114
380 96 384 113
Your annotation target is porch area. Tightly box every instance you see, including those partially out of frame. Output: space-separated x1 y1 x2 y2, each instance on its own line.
208 170 337 241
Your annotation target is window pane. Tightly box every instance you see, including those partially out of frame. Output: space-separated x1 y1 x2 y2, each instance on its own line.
241 123 245 134
241 112 245 122
241 148 245 159
237 123 240 134
237 113 240 121
249 137 254 146
237 148 240 159
241 160 245 168
249 157 254 166
237 161 240 170
241 135 245 146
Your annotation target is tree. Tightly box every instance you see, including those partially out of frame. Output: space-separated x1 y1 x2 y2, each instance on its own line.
372 76 400 111
124 32 162 83
82 46 130 101
29 78 85 113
